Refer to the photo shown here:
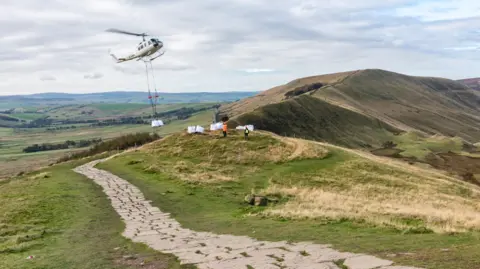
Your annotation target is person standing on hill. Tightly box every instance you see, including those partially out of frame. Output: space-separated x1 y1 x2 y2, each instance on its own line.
222 122 227 137
244 126 249 140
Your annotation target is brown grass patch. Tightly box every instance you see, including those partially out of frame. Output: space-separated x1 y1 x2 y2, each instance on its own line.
262 183 480 233
255 138 480 233
29 172 51 180
145 131 328 164
144 160 234 183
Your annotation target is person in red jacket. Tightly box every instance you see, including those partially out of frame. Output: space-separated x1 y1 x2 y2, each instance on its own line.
222 122 227 137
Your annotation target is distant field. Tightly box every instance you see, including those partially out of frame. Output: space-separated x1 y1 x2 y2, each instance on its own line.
88 103 149 111
10 113 46 121
32 102 217 121
0 91 257 109
0 109 214 178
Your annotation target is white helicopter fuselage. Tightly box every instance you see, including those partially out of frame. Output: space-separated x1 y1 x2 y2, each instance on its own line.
110 38 163 63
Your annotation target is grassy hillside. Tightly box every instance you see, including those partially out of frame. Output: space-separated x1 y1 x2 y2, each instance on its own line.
0 158 191 269
458 77 480 92
221 71 354 117
99 131 480 269
228 94 399 148
314 70 480 142
222 69 480 146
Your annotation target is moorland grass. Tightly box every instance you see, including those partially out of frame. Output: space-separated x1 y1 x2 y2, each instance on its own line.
0 158 193 269
99 131 480 269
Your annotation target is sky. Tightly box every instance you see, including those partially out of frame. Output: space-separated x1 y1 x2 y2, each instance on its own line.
1 0 480 95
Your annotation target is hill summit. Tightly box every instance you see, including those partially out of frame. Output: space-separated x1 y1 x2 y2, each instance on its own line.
221 69 480 147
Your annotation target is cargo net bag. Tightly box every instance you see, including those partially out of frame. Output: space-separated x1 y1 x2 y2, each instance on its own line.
187 125 205 134
151 120 164 127
210 122 223 131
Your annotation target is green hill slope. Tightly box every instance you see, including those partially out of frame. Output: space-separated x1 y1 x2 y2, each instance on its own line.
228 94 399 148
98 131 480 269
222 69 480 146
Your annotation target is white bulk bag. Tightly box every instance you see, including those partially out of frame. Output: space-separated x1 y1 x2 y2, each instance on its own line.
210 122 224 131
195 125 205 133
187 126 196 133
151 120 164 127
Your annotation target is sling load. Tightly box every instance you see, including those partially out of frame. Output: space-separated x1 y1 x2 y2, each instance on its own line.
105 28 166 127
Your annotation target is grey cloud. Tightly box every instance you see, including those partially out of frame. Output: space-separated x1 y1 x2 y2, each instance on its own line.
39 74 56 81
84 72 103 79
0 0 479 95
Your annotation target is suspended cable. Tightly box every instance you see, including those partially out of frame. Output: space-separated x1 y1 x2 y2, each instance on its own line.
148 60 159 117
144 61 156 119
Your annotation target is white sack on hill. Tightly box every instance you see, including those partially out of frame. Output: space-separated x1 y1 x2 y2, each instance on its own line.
151 120 164 127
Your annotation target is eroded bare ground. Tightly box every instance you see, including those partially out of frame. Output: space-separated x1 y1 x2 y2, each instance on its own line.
74 160 423 269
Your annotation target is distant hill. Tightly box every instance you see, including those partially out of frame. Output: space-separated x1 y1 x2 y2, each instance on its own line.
222 69 480 147
458 78 480 91
0 91 258 110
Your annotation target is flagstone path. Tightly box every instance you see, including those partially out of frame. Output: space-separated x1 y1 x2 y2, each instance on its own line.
74 159 423 269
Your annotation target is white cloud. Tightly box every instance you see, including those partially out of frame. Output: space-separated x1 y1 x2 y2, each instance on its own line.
84 72 104 79
39 74 56 81
242 68 276 73
0 0 479 95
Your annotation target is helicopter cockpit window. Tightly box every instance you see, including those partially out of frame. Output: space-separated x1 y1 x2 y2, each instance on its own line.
148 41 151 45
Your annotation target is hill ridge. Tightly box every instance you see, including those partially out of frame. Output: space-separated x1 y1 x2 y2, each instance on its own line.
221 68 480 146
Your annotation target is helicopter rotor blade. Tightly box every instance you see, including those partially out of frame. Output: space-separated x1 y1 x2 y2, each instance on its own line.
106 28 148 37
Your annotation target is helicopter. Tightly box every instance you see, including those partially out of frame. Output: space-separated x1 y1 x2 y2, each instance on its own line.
106 28 165 63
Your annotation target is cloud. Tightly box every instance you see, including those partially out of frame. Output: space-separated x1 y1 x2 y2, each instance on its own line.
0 0 479 95
242 68 276 73
84 72 103 79
39 74 56 81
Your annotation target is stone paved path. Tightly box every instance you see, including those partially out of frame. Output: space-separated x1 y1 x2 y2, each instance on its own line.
74 159 423 269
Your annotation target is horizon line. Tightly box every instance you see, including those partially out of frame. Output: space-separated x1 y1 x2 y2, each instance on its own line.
0 90 260 97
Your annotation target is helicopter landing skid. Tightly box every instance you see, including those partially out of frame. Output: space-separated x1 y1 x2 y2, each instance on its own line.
141 51 165 63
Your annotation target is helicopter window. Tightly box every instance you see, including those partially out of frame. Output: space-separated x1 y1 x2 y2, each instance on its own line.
148 41 151 45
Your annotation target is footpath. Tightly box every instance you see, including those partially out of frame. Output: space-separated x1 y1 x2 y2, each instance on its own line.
74 159 423 269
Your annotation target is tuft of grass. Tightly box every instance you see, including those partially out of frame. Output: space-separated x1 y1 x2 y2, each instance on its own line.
334 259 348 269
240 252 251 257
267 254 284 262
29 172 51 180
299 250 309 256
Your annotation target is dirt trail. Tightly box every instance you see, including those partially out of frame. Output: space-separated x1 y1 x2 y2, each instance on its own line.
74 159 422 269
269 132 480 193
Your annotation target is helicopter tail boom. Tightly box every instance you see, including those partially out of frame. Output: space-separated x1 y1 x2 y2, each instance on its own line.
109 51 126 63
